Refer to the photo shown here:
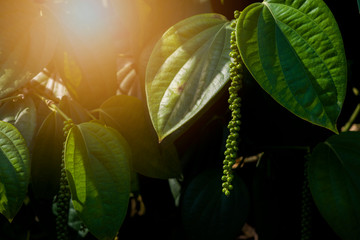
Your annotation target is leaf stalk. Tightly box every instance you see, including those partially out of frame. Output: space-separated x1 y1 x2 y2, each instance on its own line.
342 103 360 132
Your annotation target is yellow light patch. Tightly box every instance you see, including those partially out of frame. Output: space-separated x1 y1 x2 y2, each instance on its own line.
63 52 82 98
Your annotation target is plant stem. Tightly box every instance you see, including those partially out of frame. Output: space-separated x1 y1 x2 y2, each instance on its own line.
84 109 97 121
91 108 112 121
0 94 24 103
342 103 360 132
48 102 72 122
32 92 72 122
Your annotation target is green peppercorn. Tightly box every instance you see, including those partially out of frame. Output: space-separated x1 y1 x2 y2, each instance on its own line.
221 10 244 196
55 119 75 240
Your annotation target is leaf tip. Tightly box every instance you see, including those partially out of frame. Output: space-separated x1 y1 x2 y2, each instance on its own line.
0 211 15 223
158 135 164 143
329 124 339 135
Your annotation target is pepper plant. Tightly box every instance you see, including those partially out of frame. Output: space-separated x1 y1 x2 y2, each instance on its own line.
0 0 359 239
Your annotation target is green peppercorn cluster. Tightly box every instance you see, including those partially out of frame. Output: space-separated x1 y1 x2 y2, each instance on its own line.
221 10 244 196
55 119 73 240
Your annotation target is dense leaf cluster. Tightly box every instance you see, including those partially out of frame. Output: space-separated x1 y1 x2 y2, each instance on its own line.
0 0 358 239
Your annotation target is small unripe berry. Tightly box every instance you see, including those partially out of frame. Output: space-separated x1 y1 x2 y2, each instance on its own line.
225 190 230 197
55 120 75 240
221 10 244 196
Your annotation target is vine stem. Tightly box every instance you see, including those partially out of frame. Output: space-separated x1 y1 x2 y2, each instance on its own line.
0 94 24 103
32 92 72 122
342 103 360 132
84 109 97 121
48 103 72 122
90 108 111 120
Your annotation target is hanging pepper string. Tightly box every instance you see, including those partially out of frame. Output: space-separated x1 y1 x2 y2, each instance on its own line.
55 120 73 240
222 10 244 196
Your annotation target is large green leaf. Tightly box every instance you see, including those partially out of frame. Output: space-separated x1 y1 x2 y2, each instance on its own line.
0 121 30 221
0 96 37 146
308 132 360 240
59 96 92 124
0 0 58 99
236 0 347 133
65 122 131 240
100 95 181 179
146 13 232 141
31 112 63 199
31 96 91 199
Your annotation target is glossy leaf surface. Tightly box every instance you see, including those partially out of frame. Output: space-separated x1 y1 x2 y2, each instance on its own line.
100 95 181 179
0 96 37 146
308 132 360 240
0 0 57 98
0 121 30 221
237 0 347 133
65 122 131 240
146 13 232 141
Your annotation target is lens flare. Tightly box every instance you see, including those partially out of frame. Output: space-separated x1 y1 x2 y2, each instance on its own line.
53 0 112 38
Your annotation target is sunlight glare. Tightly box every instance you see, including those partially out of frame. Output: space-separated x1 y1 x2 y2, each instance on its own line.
59 0 111 37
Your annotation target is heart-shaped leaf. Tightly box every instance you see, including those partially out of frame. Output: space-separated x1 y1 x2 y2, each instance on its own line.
100 95 181 179
65 122 131 240
237 0 347 133
0 121 30 221
146 13 232 141
31 96 92 199
308 132 360 240
0 0 58 98
0 96 37 146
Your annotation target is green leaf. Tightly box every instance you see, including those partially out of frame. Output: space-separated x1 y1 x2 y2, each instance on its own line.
237 0 347 133
68 200 89 237
181 169 250 240
0 121 30 221
308 132 360 240
100 95 181 179
31 112 63 199
146 13 232 141
31 96 92 200
0 96 37 146
59 96 92 124
0 0 58 99
65 122 131 240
